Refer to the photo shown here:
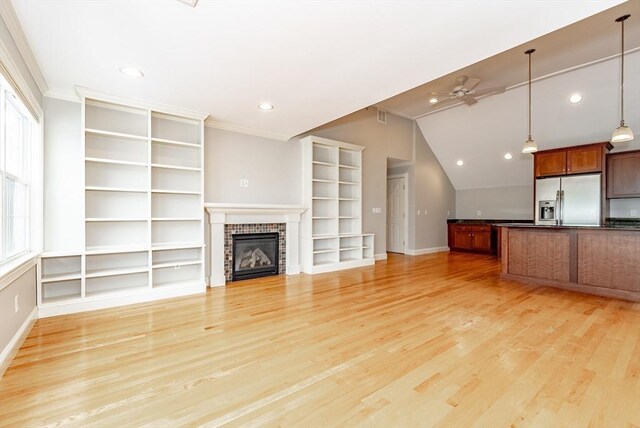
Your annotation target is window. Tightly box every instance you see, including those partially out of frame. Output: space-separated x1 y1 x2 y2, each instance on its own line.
0 76 37 265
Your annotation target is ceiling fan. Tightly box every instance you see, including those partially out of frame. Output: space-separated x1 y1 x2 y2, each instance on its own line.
428 75 505 106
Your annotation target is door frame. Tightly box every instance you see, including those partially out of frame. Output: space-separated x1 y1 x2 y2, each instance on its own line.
386 173 409 255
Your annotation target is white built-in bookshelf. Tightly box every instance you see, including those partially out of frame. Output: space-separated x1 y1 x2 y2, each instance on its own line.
38 92 206 316
301 135 374 274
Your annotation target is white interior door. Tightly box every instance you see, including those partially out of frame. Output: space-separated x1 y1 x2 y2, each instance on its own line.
387 176 405 253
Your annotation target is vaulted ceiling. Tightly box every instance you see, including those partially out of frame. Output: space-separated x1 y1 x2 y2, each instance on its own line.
409 1 640 190
11 0 624 140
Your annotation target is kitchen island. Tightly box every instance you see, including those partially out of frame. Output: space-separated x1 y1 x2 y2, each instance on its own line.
499 224 640 302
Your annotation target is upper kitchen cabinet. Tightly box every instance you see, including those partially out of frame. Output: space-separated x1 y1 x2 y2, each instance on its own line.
607 150 640 199
534 142 612 178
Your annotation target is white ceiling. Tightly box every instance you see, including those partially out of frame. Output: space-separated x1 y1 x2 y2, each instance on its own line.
11 0 624 140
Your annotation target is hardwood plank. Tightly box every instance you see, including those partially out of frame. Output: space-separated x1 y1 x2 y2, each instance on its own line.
1 252 638 427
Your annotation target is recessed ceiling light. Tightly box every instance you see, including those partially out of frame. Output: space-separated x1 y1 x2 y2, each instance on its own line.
119 67 144 79
177 0 198 6
569 93 582 103
456 160 464 166
504 153 513 160
258 103 274 111
429 97 438 104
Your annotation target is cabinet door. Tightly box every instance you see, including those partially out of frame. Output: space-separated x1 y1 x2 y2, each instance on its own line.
535 150 567 177
472 226 492 251
567 145 602 174
453 227 473 249
607 151 640 198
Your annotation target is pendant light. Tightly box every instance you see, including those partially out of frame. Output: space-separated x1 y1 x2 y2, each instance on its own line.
522 49 538 154
611 14 634 143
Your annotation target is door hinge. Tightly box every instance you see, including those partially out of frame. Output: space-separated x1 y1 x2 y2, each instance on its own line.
403 240 405 245
403 185 405 190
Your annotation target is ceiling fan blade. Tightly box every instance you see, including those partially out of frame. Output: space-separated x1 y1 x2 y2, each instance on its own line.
430 96 458 106
464 77 480 91
470 86 506 97
462 95 478 105
429 92 454 97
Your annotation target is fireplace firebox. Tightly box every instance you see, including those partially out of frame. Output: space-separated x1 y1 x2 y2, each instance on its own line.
232 233 279 281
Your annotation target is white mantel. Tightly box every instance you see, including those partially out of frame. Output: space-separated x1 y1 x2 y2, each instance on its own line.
205 203 306 287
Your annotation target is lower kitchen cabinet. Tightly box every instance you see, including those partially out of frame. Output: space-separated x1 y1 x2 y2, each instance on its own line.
448 224 493 254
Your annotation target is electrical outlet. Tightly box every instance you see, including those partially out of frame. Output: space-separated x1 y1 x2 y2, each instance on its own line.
14 295 19 313
631 209 638 217
424 210 428 216
447 210 451 216
240 179 249 188
417 210 420 215
476 210 482 216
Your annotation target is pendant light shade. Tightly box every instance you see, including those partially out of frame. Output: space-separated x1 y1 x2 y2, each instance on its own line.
612 14 634 143
522 49 538 154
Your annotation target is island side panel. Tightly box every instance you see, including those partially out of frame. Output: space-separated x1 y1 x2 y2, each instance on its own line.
507 229 570 282
578 230 640 292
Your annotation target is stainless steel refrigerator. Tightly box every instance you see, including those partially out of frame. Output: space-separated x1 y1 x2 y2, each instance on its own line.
535 174 601 226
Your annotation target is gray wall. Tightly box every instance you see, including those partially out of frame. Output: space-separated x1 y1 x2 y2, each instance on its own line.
295 108 414 255
205 108 455 255
204 128 301 205
413 127 456 249
1 266 36 373
456 185 533 220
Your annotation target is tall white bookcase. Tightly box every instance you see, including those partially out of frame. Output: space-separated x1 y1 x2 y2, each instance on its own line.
301 135 374 274
38 91 207 317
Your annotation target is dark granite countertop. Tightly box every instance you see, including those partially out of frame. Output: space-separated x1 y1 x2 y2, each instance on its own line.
494 223 640 231
447 219 533 225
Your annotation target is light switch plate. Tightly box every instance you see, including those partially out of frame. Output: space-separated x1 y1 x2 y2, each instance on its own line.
476 210 482 216
631 209 638 217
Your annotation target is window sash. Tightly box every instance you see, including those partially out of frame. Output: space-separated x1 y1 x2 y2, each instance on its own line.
0 75 34 265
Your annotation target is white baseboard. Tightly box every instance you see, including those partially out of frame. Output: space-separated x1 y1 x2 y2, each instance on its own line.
0 306 38 378
405 246 450 256
374 253 388 261
38 283 206 318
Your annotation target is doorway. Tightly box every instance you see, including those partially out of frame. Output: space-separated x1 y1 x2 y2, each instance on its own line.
386 174 407 254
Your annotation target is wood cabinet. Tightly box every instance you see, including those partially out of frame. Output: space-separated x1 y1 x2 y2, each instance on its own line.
534 142 611 178
448 224 492 254
535 150 567 177
607 150 640 198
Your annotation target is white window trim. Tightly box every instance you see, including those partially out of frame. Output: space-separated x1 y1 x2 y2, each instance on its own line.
0 58 43 280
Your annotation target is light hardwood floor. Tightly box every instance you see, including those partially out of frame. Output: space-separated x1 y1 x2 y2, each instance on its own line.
1 252 639 427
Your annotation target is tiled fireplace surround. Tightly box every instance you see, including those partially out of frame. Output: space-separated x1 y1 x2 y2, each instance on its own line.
205 204 306 287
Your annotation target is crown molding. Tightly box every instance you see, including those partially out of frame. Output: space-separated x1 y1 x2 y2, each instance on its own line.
44 89 80 103
0 35 42 120
75 87 209 121
0 1 48 96
204 118 291 142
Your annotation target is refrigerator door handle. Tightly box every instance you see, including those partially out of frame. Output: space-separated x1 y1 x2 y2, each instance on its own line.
560 190 565 225
555 190 561 226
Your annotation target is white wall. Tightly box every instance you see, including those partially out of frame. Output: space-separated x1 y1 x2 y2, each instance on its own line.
456 185 533 220
610 198 640 218
43 97 83 251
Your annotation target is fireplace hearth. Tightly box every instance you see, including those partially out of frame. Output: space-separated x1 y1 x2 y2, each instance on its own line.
232 232 279 281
